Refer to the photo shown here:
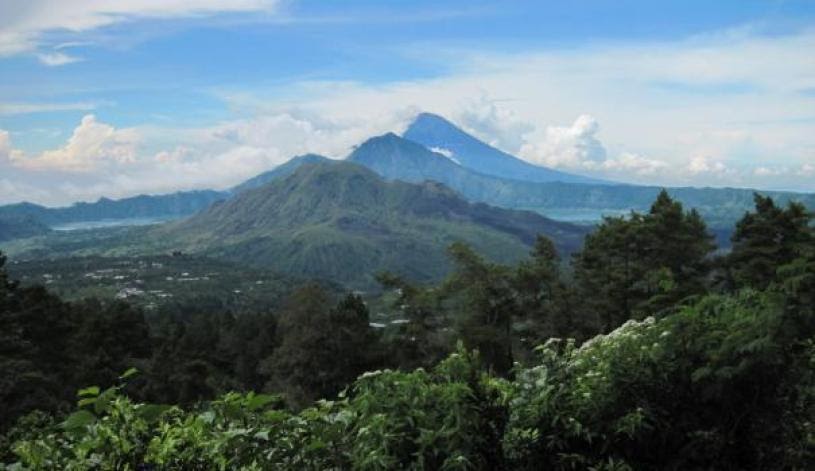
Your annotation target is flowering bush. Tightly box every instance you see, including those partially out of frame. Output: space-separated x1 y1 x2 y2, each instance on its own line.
5 292 814 470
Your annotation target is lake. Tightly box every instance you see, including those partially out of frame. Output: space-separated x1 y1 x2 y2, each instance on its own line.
51 216 177 231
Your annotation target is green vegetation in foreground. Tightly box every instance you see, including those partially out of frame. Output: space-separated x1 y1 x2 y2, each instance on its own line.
5 288 814 469
2 191 814 469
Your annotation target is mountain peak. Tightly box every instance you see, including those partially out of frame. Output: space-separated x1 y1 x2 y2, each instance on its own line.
409 112 460 133
231 153 331 193
404 113 603 185
348 132 456 179
350 132 453 165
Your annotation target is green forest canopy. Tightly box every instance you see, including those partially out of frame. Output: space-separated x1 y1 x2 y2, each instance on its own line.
1 191 814 469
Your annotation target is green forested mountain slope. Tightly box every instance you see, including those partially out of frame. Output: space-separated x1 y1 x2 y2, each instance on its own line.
230 153 331 193
0 216 50 242
156 161 587 289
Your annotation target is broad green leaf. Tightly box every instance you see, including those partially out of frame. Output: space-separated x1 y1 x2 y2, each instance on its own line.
77 386 100 398
246 393 276 411
62 410 96 430
94 387 117 414
77 397 97 408
119 367 140 380
138 404 172 423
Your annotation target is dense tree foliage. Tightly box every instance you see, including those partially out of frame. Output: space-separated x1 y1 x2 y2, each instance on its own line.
0 262 150 440
0 260 374 438
573 190 714 331
727 194 814 289
262 286 382 407
2 191 814 469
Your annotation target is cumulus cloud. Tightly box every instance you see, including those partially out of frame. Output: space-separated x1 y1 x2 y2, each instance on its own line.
0 110 413 204
600 152 668 176
519 115 607 169
12 115 139 172
0 129 24 165
687 155 730 176
192 109 413 160
456 95 534 153
0 0 280 57
4 25 815 202
514 115 668 178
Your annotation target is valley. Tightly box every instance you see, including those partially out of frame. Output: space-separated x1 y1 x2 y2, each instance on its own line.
5 254 312 314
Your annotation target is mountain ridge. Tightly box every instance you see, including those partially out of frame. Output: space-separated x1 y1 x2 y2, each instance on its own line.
230 153 333 194
0 190 228 226
2 112 814 243
154 160 588 289
347 129 815 232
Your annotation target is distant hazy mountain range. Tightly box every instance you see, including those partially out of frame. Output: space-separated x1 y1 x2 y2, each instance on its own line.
151 161 587 289
1 112 813 239
346 131 815 232
0 190 227 227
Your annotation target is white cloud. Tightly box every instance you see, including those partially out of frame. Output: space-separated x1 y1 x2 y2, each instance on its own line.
687 155 730 175
753 166 784 177
519 115 607 169
0 110 410 204
4 26 815 203
11 115 139 172
514 115 668 178
154 146 193 163
0 129 24 164
37 51 82 66
600 152 668 176
456 94 534 153
0 0 280 57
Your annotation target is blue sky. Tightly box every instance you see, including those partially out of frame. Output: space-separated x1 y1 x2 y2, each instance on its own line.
1 0 814 205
